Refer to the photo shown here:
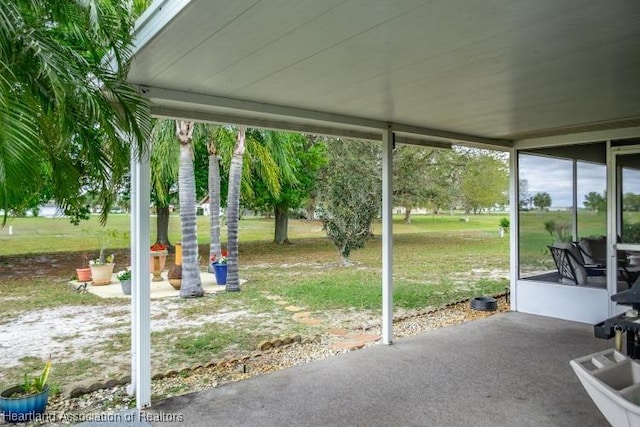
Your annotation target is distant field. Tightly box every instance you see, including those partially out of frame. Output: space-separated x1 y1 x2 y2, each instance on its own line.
0 213 509 256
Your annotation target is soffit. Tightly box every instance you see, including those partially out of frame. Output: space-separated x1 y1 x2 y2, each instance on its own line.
128 0 640 147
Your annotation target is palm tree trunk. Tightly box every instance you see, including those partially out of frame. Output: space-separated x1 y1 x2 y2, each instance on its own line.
226 127 246 292
208 141 222 271
176 121 203 298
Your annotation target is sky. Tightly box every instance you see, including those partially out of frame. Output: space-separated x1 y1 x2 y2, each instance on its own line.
519 154 640 208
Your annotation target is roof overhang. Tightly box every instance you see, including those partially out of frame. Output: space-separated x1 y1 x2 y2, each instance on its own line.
128 0 640 150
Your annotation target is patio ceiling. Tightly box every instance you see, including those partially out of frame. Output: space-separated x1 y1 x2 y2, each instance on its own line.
128 0 640 148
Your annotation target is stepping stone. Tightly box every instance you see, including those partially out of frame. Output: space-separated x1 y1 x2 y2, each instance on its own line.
349 333 381 343
274 300 288 306
284 305 305 312
292 312 311 320
328 328 349 336
331 341 365 352
298 317 323 325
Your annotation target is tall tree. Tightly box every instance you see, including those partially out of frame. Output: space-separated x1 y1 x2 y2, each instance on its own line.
0 0 150 225
248 131 326 244
207 128 223 268
150 120 179 248
583 191 605 212
225 127 246 292
459 151 509 214
533 192 552 211
176 120 203 298
519 178 530 210
394 145 432 222
318 139 381 266
393 145 459 222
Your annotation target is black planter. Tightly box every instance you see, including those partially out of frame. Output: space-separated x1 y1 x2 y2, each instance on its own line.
470 296 498 311
0 385 49 423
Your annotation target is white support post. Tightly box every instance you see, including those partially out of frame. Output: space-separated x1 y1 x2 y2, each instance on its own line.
131 144 151 409
572 160 578 239
128 148 138 397
508 148 518 312
382 128 394 345
606 140 617 317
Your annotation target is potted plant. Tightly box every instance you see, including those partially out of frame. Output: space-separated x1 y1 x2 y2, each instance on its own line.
88 228 118 285
150 243 168 282
211 252 228 285
0 356 52 423
117 268 132 295
89 254 115 286
499 217 510 238
168 242 182 290
75 252 92 282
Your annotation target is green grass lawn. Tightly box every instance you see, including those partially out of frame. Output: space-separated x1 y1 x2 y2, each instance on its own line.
0 213 511 313
0 212 510 392
0 213 507 255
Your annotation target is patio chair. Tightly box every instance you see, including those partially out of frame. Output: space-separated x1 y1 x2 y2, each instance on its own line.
573 236 607 266
573 236 640 286
548 243 605 286
549 243 637 288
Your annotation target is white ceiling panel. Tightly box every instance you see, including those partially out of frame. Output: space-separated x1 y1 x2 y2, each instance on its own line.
128 0 640 146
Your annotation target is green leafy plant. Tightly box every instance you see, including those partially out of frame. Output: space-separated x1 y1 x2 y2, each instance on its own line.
16 356 52 396
116 268 132 281
499 217 510 232
89 254 114 265
544 220 572 243
622 222 640 243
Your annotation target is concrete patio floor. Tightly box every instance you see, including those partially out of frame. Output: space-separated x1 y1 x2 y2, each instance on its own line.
140 312 612 427
68 271 245 299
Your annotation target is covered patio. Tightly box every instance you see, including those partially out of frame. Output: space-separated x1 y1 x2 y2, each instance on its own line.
143 312 609 426
122 0 640 412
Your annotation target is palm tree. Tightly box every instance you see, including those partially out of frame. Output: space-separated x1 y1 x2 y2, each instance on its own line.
150 120 179 248
207 130 223 269
176 120 203 298
0 1 150 224
225 127 246 292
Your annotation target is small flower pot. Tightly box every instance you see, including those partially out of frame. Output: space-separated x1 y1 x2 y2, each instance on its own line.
213 263 227 285
168 265 182 290
0 385 49 423
150 250 168 282
120 279 132 295
75 268 92 282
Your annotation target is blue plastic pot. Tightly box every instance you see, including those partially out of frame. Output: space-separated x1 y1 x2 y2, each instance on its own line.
213 263 227 285
0 385 49 423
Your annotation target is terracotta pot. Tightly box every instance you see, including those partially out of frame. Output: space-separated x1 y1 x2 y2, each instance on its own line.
76 267 92 282
90 263 114 285
174 242 182 266
150 250 168 282
168 265 181 290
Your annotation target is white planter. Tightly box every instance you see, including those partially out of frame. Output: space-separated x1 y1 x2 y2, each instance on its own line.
90 263 115 286
570 349 640 427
